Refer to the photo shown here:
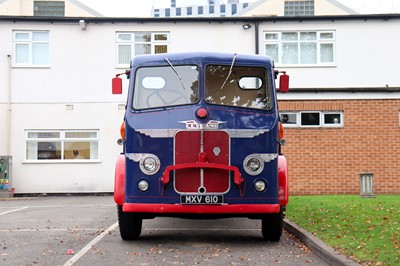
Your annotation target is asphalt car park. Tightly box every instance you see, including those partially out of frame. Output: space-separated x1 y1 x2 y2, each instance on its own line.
0 196 329 265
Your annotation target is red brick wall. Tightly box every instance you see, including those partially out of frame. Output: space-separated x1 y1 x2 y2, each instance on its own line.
279 99 400 195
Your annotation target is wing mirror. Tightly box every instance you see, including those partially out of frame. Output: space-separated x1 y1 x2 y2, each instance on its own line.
279 72 289 93
112 70 130 95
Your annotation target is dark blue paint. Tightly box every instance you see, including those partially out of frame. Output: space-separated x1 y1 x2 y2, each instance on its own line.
123 52 279 205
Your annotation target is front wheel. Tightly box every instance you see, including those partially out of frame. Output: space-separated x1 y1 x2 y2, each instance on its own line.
117 205 142 240
261 207 283 241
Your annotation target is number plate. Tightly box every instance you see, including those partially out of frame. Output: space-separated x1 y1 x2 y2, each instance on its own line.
180 195 223 204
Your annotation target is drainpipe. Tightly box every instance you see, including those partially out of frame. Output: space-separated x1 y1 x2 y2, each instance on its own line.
254 21 259 54
6 55 12 156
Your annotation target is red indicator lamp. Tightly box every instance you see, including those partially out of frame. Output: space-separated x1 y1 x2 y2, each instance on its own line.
196 108 208 118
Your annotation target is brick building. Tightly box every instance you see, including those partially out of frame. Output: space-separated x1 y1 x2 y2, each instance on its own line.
280 98 400 195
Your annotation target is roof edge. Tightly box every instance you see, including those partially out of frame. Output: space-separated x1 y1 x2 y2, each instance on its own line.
1 13 400 23
286 87 400 93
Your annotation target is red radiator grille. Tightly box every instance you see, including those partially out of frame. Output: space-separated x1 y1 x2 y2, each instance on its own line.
174 130 230 193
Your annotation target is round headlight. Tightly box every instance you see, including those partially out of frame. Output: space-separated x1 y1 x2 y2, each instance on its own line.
139 154 160 175
243 155 264 175
254 180 266 192
247 158 261 172
138 180 149 191
143 157 157 172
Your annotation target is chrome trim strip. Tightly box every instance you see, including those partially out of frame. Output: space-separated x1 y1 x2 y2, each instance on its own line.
258 153 278 163
136 128 269 138
225 129 269 138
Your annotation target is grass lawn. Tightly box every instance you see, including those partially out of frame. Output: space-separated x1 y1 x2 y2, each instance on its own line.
285 195 399 266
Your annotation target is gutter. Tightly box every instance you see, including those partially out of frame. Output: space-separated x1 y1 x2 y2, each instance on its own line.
286 87 400 93
1 13 400 24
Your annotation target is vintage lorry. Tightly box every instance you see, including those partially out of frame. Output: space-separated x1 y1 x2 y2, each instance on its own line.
112 52 289 241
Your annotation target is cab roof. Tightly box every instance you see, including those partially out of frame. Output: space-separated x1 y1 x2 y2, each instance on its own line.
131 52 274 68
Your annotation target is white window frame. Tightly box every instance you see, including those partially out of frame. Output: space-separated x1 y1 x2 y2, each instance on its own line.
13 30 50 67
116 32 169 68
281 111 343 128
24 130 100 163
264 31 335 67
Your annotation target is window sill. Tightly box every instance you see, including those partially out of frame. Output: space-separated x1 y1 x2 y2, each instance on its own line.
22 160 101 164
12 65 50 69
274 64 336 68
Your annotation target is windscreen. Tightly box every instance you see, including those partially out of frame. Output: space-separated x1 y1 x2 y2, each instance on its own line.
133 65 199 109
205 65 271 110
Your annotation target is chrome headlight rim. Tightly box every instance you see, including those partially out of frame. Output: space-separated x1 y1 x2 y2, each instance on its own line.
139 154 160 175
243 155 264 176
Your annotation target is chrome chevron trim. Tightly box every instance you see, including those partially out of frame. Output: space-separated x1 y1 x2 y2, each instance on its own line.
136 128 269 138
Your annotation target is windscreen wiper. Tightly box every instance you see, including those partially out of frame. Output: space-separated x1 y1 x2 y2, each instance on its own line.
220 53 237 90
164 57 186 90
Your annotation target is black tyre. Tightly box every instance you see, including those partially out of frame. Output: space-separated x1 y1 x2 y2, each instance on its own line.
261 207 283 241
117 205 142 240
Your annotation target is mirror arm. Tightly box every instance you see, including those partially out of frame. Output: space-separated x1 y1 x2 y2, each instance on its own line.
116 70 131 79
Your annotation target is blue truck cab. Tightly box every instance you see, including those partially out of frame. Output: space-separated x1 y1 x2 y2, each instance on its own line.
112 52 289 241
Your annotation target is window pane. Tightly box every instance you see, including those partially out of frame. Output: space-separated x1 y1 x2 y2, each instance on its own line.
134 65 199 109
300 32 316 40
64 142 91 159
155 45 167 54
282 32 298 41
300 42 316 64
135 44 151 55
26 142 38 160
265 44 279 62
37 141 61 160
65 131 97 138
324 113 341 124
118 44 131 64
301 113 320 126
265 33 278 40
321 43 334 63
15 32 30 40
33 32 49 41
320 32 333 40
28 132 60 138
117 33 132 41
154 34 168 41
282 43 298 64
205 65 270 109
15 44 29 64
135 33 151 42
33 43 49 65
281 113 297 125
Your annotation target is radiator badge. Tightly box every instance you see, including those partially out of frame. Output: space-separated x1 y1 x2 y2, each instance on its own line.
179 120 226 129
213 147 221 156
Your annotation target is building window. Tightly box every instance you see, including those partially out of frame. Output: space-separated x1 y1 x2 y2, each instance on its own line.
165 8 170 17
209 5 214 14
116 32 169 67
198 6 203 15
284 0 314 16
264 31 335 66
176 7 181 16
301 112 320 126
25 130 99 161
13 31 49 66
187 7 192 16
220 4 226 14
34 1 65 16
281 111 343 127
232 4 237 14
